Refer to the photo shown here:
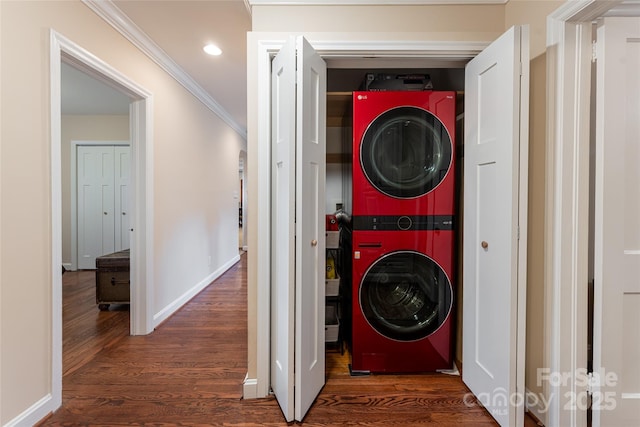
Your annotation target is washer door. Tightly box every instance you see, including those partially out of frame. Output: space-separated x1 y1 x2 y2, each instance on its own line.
360 251 452 341
360 106 452 199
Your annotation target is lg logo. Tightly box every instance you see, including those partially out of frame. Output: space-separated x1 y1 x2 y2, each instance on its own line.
357 94 368 100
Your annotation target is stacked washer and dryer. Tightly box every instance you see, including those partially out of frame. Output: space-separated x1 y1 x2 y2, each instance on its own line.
350 90 456 373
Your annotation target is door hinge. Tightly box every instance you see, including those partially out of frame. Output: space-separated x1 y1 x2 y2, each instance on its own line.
586 371 594 395
517 226 520 241
592 40 597 63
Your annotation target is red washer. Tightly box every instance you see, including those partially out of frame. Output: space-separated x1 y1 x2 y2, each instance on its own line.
352 91 456 216
351 229 454 373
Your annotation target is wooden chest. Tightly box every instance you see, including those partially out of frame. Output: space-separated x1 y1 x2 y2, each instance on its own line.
95 249 130 310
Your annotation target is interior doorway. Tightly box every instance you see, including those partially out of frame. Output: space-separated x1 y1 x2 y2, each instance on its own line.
239 149 247 250
50 30 154 410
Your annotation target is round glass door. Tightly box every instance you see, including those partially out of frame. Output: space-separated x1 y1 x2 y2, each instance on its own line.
359 251 452 341
360 106 452 199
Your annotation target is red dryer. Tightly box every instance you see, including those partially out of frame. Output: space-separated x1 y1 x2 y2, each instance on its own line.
352 91 456 217
350 91 456 373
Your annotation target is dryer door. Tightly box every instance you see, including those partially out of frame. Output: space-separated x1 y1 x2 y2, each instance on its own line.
360 107 452 199
359 251 452 341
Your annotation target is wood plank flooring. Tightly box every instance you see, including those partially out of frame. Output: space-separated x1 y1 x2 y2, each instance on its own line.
41 253 540 426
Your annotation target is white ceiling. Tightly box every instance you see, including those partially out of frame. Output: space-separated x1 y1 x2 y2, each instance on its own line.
62 0 640 135
62 0 251 131
61 62 131 115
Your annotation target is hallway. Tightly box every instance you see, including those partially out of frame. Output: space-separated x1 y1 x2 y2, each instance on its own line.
41 253 508 426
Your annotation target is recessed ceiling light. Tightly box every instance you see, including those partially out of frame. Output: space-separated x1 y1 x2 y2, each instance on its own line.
203 44 222 56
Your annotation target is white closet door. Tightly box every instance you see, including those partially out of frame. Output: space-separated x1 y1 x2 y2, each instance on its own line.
294 35 326 421
77 145 115 269
114 146 131 251
593 17 640 427
462 25 529 427
270 35 326 423
271 36 297 423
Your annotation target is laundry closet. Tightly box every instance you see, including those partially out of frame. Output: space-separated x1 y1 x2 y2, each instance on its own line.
323 67 466 370
249 14 531 424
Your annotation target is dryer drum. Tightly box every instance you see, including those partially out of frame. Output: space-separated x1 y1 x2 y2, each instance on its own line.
360 251 452 341
360 106 452 199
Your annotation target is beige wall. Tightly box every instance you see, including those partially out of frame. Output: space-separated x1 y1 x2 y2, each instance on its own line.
60 115 130 265
0 1 245 423
252 4 504 37
247 0 567 407
505 0 565 402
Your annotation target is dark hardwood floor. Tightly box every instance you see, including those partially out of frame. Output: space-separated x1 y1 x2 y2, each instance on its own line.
41 253 540 426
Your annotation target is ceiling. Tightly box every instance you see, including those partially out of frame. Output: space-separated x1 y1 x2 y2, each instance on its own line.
62 0 640 137
63 0 251 132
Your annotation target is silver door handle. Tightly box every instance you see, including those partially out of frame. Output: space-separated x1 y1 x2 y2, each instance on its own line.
311 239 318 247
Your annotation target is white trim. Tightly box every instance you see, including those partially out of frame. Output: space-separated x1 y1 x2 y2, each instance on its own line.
242 376 259 399
250 36 488 399
69 140 129 272
4 394 53 427
129 98 155 336
81 0 247 140
545 17 591 427
50 31 64 415
517 24 531 427
545 1 623 427
312 40 490 59
254 38 276 399
248 0 507 5
153 254 241 327
50 29 155 416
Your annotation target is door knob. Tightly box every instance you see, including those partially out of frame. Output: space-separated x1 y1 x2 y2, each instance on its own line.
481 241 489 249
311 239 318 247
104 212 108 215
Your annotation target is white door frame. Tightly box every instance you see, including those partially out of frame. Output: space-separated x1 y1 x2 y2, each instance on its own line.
50 30 155 414
544 1 625 426
246 34 489 399
70 140 129 271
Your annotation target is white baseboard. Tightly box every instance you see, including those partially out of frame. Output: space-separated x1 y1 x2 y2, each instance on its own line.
242 374 259 399
62 262 74 271
525 387 548 426
153 254 241 327
5 394 54 427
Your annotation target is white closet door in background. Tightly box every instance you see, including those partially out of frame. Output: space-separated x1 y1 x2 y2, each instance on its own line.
77 145 115 269
114 146 131 251
77 144 130 269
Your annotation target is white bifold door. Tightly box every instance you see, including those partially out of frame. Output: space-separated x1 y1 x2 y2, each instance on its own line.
271 36 327 422
77 144 130 269
268 27 528 425
462 26 529 427
593 17 640 427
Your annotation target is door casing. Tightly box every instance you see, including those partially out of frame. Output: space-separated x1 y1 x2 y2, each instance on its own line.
49 30 155 420
246 34 491 400
544 2 638 426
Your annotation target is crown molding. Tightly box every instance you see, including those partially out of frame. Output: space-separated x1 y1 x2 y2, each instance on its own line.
83 0 247 140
